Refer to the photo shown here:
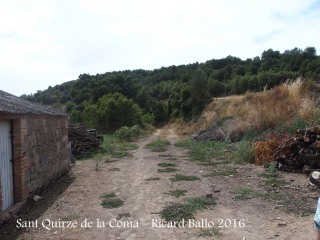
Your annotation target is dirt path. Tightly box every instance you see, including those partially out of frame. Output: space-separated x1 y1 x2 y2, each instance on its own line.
0 128 317 239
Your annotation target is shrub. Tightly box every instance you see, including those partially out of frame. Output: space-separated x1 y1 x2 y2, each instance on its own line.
100 192 124 209
142 113 155 125
233 140 255 164
175 138 228 162
115 125 141 141
145 139 171 152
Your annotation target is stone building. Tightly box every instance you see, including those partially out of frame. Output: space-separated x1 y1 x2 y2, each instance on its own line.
0 90 69 215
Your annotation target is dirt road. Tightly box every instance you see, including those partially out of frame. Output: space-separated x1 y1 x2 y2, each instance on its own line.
0 128 317 239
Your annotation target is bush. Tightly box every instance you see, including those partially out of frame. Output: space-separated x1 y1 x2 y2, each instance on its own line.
233 140 255 164
142 113 155 125
145 139 171 152
175 138 228 162
115 125 141 141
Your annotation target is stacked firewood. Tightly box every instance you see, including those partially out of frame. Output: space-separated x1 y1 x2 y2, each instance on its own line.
275 126 320 173
68 124 102 158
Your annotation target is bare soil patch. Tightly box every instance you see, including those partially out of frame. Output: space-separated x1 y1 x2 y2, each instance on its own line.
0 127 318 240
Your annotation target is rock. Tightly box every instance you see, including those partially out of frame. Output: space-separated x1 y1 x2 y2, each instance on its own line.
33 195 43 202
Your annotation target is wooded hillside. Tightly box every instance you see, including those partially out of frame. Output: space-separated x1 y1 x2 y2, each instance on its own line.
22 47 320 132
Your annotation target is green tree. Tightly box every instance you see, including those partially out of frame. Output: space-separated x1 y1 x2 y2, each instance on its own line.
208 77 225 97
81 104 98 128
189 68 209 116
96 93 143 132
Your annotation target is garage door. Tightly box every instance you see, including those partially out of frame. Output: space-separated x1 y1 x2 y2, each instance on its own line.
0 120 14 210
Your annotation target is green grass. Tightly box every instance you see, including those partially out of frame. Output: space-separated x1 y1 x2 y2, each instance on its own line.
161 202 194 223
174 138 193 148
233 188 260 201
165 189 188 197
260 162 288 187
198 159 232 166
232 185 313 216
158 154 178 160
174 138 229 162
101 192 117 198
185 197 217 210
61 214 80 221
145 177 161 181
199 228 221 237
145 139 171 152
165 157 178 161
262 192 313 216
88 134 139 160
100 192 124 209
233 140 255 164
203 166 236 177
158 167 179 173
170 174 201 182
158 162 177 167
161 196 217 223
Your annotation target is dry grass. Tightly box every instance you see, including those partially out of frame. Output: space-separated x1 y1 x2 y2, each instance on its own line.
173 120 199 136
200 78 319 135
254 131 291 165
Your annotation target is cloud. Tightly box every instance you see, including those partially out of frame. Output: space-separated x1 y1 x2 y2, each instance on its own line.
0 0 319 96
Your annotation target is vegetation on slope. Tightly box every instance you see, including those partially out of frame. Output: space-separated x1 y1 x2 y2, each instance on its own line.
197 79 320 140
22 47 320 132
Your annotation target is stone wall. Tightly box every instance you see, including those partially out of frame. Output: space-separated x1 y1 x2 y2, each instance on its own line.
0 114 68 209
24 116 69 195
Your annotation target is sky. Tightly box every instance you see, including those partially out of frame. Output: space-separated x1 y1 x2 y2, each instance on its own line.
0 0 320 96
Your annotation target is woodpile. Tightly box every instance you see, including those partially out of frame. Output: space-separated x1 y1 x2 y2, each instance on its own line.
68 124 102 158
274 126 320 173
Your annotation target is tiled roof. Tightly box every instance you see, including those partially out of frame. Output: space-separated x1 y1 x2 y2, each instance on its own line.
0 90 67 116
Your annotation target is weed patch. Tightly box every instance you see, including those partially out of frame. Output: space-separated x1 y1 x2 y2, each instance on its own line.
233 140 255 164
100 192 124 209
61 214 80 221
161 196 217 223
161 203 194 223
185 197 217 210
262 191 313 216
158 162 177 167
233 188 260 201
175 138 229 162
203 167 235 177
260 162 288 187
199 227 221 237
145 139 171 152
174 138 193 148
165 189 188 198
90 134 138 160
198 159 232 166
158 154 178 160
101 192 117 198
170 174 201 182
158 167 179 173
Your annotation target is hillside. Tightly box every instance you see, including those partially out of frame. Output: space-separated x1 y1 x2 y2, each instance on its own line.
22 47 320 132
192 79 320 141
